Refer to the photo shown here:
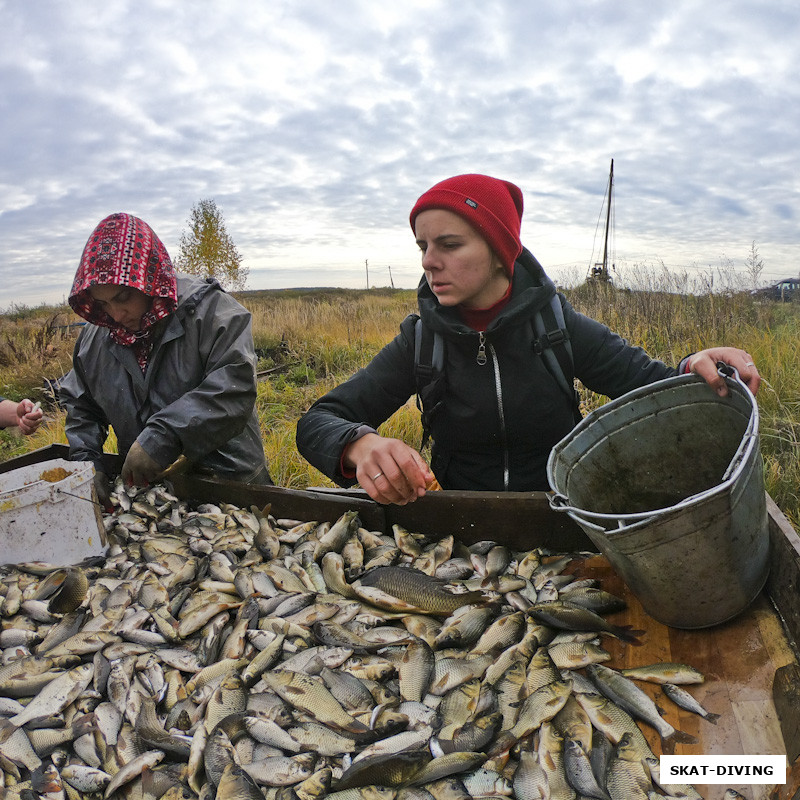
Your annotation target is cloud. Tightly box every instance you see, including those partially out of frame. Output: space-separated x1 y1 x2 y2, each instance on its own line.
2 0 799 309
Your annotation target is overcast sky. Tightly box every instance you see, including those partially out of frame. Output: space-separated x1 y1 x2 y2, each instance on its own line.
2 0 799 309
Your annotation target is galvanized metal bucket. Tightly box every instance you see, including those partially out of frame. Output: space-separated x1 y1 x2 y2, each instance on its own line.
547 367 769 629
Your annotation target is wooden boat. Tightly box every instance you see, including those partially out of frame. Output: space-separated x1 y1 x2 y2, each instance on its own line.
1 444 799 799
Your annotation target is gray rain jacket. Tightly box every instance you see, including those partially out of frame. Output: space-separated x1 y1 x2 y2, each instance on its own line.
60 274 268 483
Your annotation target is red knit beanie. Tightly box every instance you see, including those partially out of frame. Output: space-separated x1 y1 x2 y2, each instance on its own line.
409 174 524 276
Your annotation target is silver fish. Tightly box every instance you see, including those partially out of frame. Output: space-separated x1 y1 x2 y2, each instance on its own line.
662 682 721 723
242 752 317 786
586 664 697 745
563 737 612 800
619 662 705 685
8 662 94 727
217 761 274 798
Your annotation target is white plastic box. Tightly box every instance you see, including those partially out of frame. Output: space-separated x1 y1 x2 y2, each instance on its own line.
0 458 107 567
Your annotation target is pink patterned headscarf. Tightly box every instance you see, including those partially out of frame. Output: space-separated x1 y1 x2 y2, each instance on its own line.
69 213 178 370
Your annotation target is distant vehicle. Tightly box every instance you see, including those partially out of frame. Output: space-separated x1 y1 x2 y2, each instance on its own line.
753 278 799 301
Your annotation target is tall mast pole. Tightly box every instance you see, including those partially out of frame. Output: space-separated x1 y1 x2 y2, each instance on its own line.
600 158 614 280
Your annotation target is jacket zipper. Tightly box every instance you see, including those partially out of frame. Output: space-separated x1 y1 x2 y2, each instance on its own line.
477 333 510 490
476 332 487 365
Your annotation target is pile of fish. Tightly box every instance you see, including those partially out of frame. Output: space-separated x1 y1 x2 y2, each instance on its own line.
0 479 727 800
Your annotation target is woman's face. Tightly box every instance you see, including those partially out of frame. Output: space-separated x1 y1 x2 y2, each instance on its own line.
414 209 509 309
88 284 152 331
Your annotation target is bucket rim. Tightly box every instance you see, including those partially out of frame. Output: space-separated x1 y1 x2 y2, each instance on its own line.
0 459 96 504
546 367 760 527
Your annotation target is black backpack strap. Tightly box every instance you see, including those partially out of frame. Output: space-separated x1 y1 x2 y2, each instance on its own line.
413 317 446 451
532 295 582 423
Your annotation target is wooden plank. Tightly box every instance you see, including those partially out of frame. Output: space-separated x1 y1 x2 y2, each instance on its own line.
770 756 800 800
766 494 800 652
314 487 593 550
0 442 71 473
773 664 800 763
570 555 797 800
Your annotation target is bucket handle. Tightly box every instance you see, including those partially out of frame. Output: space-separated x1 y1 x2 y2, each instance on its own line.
717 363 759 482
548 363 760 523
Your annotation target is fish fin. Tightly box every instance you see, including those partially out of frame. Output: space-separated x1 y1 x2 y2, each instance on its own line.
661 737 676 755
70 713 96 739
343 718 372 735
0 718 17 743
704 712 721 725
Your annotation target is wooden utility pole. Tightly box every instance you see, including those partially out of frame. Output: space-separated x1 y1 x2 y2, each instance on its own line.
365 259 369 289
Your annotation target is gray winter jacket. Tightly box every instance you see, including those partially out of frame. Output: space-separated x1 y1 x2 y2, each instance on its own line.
59 274 268 483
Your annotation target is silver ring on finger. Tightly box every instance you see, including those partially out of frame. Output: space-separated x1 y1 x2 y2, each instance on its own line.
372 472 383 481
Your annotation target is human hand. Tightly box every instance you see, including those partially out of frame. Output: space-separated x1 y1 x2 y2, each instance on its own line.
93 470 113 512
687 348 761 397
16 400 43 435
121 441 165 487
344 432 434 505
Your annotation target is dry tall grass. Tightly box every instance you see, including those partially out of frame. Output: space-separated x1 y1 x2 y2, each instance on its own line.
2 285 797 529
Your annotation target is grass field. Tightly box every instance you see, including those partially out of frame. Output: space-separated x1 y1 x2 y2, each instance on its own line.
1 282 798 529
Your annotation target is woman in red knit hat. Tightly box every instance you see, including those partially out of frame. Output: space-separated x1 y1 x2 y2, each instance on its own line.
297 174 760 505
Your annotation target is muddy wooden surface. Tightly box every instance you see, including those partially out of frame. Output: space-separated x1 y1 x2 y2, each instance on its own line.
572 554 799 800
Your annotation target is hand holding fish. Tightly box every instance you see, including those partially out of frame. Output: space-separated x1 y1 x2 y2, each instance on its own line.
686 347 760 397
13 398 43 435
121 440 165 487
344 432 433 505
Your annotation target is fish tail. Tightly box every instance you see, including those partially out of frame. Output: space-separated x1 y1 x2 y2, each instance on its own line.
667 730 699 745
485 731 517 759
704 712 721 724
613 625 646 645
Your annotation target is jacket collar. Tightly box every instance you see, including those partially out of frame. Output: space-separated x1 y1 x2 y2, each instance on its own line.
418 247 557 336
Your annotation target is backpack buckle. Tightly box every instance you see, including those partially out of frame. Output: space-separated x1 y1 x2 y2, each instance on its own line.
544 329 568 346
535 329 569 352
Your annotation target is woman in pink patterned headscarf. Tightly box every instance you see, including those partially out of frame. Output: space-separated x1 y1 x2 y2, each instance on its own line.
68 213 178 373
61 213 270 507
